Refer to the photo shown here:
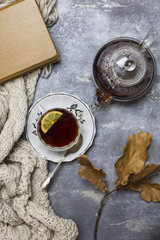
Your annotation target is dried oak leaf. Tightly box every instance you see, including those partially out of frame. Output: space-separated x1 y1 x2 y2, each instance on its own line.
125 179 160 202
78 155 107 193
122 163 160 202
115 131 151 188
127 163 160 184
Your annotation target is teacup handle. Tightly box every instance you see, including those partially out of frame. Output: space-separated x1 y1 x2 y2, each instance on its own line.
37 105 45 115
33 105 44 133
91 88 112 110
139 29 158 51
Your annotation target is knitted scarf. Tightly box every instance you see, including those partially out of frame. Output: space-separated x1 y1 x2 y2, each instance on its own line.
0 0 78 239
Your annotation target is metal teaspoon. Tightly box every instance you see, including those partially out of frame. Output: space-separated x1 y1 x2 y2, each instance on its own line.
41 134 83 189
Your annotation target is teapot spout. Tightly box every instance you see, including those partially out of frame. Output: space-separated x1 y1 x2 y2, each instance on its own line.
139 29 158 51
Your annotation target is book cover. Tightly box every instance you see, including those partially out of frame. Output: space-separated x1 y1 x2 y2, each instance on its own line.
0 0 60 83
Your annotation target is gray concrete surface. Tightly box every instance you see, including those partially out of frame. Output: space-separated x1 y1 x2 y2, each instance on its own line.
34 0 160 239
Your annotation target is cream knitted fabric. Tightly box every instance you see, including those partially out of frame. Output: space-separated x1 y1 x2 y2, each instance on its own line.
0 1 78 239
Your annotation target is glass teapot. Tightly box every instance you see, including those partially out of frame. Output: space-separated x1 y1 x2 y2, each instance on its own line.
92 29 158 109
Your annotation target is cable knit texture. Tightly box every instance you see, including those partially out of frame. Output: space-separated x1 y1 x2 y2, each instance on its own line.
0 1 78 239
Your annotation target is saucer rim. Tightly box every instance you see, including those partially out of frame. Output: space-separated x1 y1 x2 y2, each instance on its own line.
26 92 96 162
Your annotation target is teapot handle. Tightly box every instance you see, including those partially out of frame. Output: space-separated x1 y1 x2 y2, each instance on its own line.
139 29 158 50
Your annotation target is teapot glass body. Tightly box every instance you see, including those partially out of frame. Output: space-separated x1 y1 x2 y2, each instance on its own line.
92 29 158 109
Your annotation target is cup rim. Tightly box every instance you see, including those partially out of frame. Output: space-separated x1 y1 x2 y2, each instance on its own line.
37 107 81 152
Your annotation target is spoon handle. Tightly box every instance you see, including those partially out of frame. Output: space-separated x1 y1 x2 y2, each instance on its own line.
41 154 66 189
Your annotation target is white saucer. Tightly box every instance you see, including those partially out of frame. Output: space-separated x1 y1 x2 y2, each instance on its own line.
26 92 96 163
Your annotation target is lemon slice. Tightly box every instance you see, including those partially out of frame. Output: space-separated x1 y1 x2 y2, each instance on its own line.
41 110 63 134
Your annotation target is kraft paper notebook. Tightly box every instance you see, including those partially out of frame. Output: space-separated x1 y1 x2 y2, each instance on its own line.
0 0 60 83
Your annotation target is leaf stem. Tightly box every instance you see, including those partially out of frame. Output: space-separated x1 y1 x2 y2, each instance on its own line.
93 188 117 240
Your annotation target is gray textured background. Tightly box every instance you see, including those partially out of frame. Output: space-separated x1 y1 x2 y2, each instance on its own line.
34 0 160 239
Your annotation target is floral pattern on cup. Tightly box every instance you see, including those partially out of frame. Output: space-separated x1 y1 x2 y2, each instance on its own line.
67 104 85 124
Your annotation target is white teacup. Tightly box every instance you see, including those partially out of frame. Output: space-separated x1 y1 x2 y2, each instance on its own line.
37 107 80 152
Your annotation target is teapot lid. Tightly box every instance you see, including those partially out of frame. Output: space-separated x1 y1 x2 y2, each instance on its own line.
108 45 147 87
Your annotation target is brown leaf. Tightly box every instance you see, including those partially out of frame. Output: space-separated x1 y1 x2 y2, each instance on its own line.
125 179 160 202
128 163 160 184
115 132 151 188
78 155 107 193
